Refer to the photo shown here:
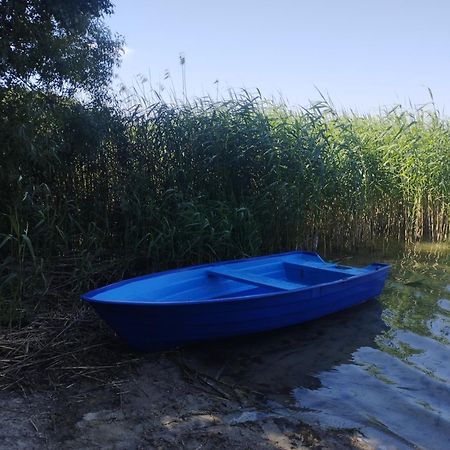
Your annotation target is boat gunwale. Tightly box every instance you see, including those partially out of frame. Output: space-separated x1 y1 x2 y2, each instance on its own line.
81 251 390 306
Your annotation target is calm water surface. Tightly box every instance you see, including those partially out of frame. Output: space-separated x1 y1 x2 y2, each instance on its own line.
185 243 450 449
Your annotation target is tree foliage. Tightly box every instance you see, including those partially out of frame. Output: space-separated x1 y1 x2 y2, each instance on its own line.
0 0 123 95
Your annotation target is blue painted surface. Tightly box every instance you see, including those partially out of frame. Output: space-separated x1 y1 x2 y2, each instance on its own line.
81 251 390 351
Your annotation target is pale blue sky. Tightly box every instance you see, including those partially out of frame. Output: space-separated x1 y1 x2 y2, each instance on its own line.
107 0 450 113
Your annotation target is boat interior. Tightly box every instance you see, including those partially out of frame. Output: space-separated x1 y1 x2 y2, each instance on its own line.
88 252 384 303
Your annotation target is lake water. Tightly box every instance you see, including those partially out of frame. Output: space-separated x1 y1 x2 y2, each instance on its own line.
186 242 450 449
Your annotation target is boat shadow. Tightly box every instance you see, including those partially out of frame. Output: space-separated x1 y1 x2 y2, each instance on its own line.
181 299 386 401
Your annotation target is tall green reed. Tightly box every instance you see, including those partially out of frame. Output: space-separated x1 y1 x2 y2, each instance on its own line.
0 88 449 323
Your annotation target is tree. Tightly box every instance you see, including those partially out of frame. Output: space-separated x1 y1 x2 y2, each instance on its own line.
0 0 123 96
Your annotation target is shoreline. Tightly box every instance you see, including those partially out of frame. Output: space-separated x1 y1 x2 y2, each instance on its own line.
1 351 369 450
1 307 370 450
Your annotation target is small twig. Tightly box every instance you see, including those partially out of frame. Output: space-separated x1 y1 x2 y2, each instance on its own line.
29 418 39 433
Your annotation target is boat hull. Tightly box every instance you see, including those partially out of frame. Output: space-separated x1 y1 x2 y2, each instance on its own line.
87 263 389 351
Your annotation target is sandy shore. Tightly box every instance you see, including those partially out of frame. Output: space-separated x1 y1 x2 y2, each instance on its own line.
1 353 372 450
0 304 380 449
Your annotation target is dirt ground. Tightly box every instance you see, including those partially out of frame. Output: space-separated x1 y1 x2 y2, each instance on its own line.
0 306 378 450
1 355 373 450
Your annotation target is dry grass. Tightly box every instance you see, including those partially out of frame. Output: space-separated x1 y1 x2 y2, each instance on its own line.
0 303 140 391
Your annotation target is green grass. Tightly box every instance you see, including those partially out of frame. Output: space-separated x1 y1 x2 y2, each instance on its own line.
1 88 449 323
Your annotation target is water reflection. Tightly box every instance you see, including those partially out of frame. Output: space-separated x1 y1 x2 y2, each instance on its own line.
294 346 450 449
438 298 450 312
295 243 450 449
184 243 450 448
185 300 385 399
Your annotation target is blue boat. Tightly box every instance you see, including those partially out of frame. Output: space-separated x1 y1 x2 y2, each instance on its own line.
82 251 389 351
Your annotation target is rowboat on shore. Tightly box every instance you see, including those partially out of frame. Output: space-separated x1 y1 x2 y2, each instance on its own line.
82 251 389 351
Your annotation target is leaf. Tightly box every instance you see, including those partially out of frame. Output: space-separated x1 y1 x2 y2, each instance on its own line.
21 234 36 263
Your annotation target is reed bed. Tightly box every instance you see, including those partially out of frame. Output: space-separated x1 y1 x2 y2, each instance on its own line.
1 89 449 326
